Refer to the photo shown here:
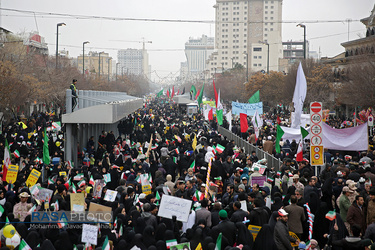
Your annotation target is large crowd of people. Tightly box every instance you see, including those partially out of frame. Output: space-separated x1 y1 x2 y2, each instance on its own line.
0 96 375 250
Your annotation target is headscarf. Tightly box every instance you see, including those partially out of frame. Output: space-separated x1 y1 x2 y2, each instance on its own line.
142 226 156 248
253 224 278 250
236 221 253 248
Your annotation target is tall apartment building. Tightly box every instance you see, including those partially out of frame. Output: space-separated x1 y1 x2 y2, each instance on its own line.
207 0 283 78
185 35 214 77
117 48 151 80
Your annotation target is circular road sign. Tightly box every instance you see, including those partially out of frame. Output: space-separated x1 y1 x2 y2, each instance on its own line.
314 146 320 153
311 113 322 124
311 125 322 135
314 153 320 160
311 136 322 145
311 102 322 113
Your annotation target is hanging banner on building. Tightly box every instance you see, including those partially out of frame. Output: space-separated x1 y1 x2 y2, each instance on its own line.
231 101 263 116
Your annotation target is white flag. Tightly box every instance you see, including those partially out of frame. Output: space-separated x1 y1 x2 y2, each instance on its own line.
217 89 223 110
291 62 307 128
225 111 232 131
251 110 263 141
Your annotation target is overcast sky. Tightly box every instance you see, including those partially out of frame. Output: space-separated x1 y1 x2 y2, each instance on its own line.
1 0 374 83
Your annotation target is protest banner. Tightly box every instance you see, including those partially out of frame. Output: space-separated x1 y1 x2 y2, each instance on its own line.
93 180 105 198
157 195 192 222
35 188 53 202
70 193 85 212
103 173 111 183
250 176 267 187
6 164 19 183
171 242 191 250
81 224 98 245
59 171 67 177
231 101 263 116
104 190 117 202
140 174 151 195
88 203 112 223
26 169 41 187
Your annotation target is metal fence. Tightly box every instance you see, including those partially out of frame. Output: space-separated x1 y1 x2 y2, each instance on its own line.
218 126 282 171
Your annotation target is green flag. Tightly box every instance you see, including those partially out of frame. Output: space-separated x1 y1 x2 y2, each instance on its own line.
43 128 50 165
215 232 222 250
248 90 260 104
197 83 205 107
300 126 309 139
275 125 285 154
156 89 163 98
190 85 197 98
217 109 223 126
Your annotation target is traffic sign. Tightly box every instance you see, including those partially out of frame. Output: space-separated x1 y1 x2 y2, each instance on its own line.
311 114 322 124
311 146 324 165
311 125 322 135
311 102 322 113
369 115 374 127
311 135 322 146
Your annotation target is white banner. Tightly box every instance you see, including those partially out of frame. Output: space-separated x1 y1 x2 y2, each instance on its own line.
157 195 192 222
280 123 368 151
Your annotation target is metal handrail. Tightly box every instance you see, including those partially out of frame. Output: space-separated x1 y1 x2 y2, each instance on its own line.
218 126 282 171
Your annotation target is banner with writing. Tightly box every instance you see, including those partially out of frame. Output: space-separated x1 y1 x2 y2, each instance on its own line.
158 195 192 223
231 101 263 116
26 169 41 187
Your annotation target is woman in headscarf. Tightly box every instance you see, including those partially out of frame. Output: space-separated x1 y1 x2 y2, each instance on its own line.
154 223 167 241
312 202 331 249
54 230 74 250
25 231 41 249
253 224 278 250
271 197 283 212
190 227 204 250
143 225 156 248
321 177 334 211
236 221 253 248
127 233 147 250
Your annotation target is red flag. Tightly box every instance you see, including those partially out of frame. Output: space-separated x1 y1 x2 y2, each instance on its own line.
171 86 175 99
195 89 200 100
177 89 180 95
277 116 281 125
213 79 218 108
240 113 249 133
166 90 170 98
208 108 213 121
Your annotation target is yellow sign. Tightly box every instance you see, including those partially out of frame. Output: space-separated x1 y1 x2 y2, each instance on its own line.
142 184 152 195
247 224 261 240
59 171 67 177
6 165 19 183
289 232 300 247
311 146 324 166
26 169 41 187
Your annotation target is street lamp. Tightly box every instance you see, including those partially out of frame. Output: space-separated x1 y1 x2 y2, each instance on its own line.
107 58 111 82
98 51 104 78
243 51 248 83
116 63 120 82
297 23 306 59
82 41 89 75
56 22 66 69
259 41 269 74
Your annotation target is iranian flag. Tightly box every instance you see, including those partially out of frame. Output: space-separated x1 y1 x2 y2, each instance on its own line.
156 191 161 200
151 143 158 150
325 210 336 221
189 160 195 171
135 175 141 184
216 89 224 126
173 157 178 164
267 176 274 182
13 149 20 158
72 184 77 193
215 144 225 154
215 232 222 250
208 108 213 121
174 148 180 154
52 200 59 211
275 125 285 154
89 175 95 186
77 179 86 187
0 204 4 216
74 173 83 181
28 204 37 213
57 217 68 228
48 177 55 185
2 139 11 181
19 239 32 250
193 190 205 201
296 140 303 162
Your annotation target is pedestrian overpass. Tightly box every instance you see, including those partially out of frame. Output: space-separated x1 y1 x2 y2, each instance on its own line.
62 89 143 167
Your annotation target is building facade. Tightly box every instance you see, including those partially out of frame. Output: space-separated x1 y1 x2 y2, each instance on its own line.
77 51 112 77
185 35 214 78
206 0 283 78
117 48 150 80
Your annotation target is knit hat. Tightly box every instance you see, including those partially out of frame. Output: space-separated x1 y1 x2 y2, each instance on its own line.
238 184 245 191
218 209 228 219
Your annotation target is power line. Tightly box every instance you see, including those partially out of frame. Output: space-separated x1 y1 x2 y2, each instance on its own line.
0 8 361 24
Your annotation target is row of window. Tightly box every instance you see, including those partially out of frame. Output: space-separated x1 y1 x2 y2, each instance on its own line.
265 5 274 9
265 11 274 14
254 56 262 59
264 28 274 31
221 28 248 32
254 64 262 67
265 17 274 20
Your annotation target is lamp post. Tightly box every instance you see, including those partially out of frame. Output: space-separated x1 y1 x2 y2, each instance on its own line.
243 51 248 83
297 23 306 59
259 41 270 74
56 22 66 69
116 63 120 82
98 51 104 78
231 57 234 68
82 41 89 75
107 58 111 82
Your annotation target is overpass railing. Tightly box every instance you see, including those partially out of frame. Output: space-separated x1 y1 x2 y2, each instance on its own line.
218 126 282 171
